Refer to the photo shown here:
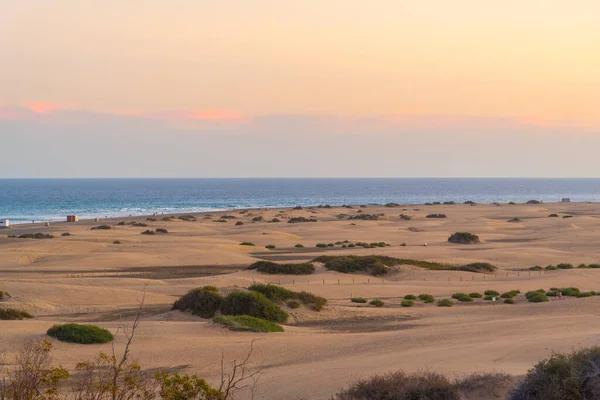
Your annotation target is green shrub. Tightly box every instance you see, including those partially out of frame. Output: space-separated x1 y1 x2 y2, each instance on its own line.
504 298 515 304
156 228 168 234
469 292 482 298
561 287 581 297
287 300 301 309
526 292 549 303
112 240 121 244
400 300 414 307
484 290 500 296
235 221 244 226
557 263 574 269
577 264 588 269
0 290 10 301
294 244 304 248
61 232 71 236
588 264 600 269
316 243 328 248
221 291 288 323
548 287 580 297
247 261 315 275
91 225 112 230
403 294 417 300
0 308 33 320
508 346 600 400
141 230 155 235
248 284 294 301
239 242 255 246
577 291 595 298
484 295 494 301
438 299 453 307
529 266 543 271
248 284 326 311
448 232 480 244
426 213 447 218
400 242 407 246
370 299 384 307
172 286 223 318
418 294 435 303
265 244 276 250
18 233 54 239
545 265 558 271
288 217 317 223
47 323 114 344
351 298 367 303
313 255 495 275
213 315 283 332
314 255 392 276
348 243 356 248
500 290 520 298
451 293 473 302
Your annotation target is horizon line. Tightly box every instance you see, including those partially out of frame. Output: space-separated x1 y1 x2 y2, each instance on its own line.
2 177 600 180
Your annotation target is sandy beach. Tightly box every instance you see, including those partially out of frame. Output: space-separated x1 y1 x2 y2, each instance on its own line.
2 202 600 399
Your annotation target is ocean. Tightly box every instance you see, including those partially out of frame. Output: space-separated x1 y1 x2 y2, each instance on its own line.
2 178 600 224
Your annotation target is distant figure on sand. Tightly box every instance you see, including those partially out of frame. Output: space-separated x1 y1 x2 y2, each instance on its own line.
558 291 562 300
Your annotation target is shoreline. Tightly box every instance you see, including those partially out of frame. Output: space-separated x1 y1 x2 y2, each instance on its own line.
2 200 589 228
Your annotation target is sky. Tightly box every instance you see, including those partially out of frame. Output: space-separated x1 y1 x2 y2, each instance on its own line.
1 0 600 178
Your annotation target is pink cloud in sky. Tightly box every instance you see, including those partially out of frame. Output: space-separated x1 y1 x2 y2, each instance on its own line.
21 101 71 114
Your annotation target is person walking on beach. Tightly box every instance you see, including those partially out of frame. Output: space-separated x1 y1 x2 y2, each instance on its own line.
558 291 563 300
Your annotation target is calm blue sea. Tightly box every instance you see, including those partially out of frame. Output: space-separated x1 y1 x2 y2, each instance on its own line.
1 178 600 224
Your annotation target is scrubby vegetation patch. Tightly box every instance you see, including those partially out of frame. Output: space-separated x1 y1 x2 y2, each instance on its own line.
247 261 315 275
47 323 114 344
313 255 496 275
213 315 283 332
172 286 223 318
249 284 326 311
0 308 33 320
18 233 54 239
448 232 480 244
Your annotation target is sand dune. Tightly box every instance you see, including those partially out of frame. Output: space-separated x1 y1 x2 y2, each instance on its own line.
2 202 600 398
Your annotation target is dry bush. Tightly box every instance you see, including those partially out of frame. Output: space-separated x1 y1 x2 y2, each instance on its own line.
1 285 262 400
455 372 513 399
0 338 69 400
334 370 459 400
508 346 600 400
